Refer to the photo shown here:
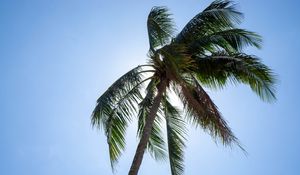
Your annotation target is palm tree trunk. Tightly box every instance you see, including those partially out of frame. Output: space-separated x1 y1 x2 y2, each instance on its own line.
128 80 167 175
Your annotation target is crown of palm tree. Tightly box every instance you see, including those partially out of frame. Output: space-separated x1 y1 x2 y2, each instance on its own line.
92 1 276 175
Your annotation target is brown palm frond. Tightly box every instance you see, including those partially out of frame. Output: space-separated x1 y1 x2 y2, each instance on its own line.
175 75 243 149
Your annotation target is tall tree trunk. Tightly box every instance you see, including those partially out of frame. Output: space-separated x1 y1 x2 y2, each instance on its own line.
128 80 167 175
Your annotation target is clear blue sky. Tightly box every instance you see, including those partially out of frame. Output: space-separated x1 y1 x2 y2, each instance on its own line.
1 0 299 174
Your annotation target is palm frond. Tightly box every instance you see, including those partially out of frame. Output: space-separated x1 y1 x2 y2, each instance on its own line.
147 6 176 53
163 97 186 175
137 79 166 160
91 66 144 169
194 52 276 101
189 28 262 54
105 112 127 171
176 0 243 44
174 76 242 148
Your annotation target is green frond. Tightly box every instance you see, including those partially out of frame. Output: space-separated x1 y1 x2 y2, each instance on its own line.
106 113 127 171
194 52 276 101
189 29 262 54
176 0 243 44
91 66 145 170
137 79 167 160
147 6 176 52
92 66 144 128
146 112 167 160
163 97 186 175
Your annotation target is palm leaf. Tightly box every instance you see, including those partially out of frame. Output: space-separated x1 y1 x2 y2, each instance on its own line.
189 28 262 54
176 0 243 44
91 66 144 169
147 6 176 53
194 52 276 101
174 76 242 147
163 96 186 175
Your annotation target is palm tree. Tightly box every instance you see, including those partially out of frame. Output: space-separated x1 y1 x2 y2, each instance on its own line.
91 0 276 175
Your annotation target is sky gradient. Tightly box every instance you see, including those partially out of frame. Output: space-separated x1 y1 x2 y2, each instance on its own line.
1 0 300 174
